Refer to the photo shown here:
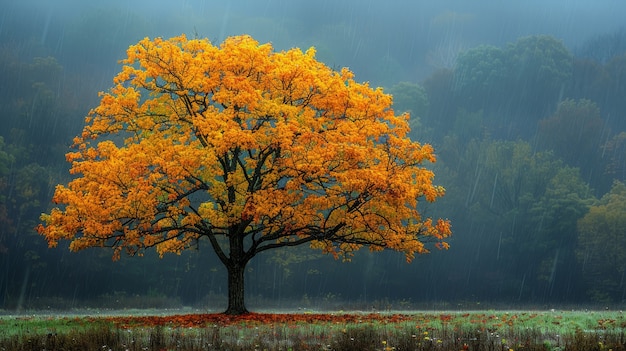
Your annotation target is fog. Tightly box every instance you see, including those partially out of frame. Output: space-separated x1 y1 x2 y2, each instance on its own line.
6 0 626 82
1 0 626 311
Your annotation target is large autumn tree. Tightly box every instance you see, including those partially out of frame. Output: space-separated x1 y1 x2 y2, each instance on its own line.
37 35 451 314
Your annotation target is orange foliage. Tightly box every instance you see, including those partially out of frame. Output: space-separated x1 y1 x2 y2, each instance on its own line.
37 34 450 262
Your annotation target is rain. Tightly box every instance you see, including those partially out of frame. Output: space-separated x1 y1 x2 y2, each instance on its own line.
1 0 626 313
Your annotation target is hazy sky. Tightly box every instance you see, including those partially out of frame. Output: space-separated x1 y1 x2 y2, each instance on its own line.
12 0 621 40
2 0 625 82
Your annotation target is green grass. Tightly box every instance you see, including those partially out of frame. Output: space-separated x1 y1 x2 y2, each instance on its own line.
1 310 625 350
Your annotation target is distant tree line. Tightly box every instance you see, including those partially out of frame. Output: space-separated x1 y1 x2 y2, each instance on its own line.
392 32 626 305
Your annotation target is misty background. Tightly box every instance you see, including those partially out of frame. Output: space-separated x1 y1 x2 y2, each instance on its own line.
2 0 626 311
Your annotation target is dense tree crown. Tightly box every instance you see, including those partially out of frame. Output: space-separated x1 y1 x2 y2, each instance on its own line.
37 35 450 312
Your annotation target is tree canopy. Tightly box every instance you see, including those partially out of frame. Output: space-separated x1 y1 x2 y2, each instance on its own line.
537 99 606 181
450 35 573 138
577 181 626 302
37 34 451 314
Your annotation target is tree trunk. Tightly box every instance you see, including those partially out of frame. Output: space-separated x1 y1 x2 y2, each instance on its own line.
224 262 248 315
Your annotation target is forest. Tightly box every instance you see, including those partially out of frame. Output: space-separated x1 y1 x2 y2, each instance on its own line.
2 0 626 311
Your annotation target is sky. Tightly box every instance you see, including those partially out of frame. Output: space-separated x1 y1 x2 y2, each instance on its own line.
2 0 625 83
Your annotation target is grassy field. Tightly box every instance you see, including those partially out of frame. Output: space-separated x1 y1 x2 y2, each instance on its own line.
1 309 625 350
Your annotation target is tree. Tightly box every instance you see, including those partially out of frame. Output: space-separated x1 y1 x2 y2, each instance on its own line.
577 181 626 303
422 68 457 142
449 36 572 139
436 137 593 301
526 167 594 299
604 54 626 131
453 45 508 111
577 28 626 64
0 137 14 255
0 134 58 308
386 82 429 139
504 35 572 118
567 58 608 105
604 132 626 183
37 35 451 315
387 82 429 119
537 99 605 169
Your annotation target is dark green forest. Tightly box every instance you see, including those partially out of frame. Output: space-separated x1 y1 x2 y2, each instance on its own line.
2 1 626 311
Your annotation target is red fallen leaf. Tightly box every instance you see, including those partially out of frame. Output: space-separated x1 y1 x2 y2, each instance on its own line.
103 312 420 329
439 314 453 322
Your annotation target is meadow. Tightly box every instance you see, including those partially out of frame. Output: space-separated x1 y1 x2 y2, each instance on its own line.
1 309 625 350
